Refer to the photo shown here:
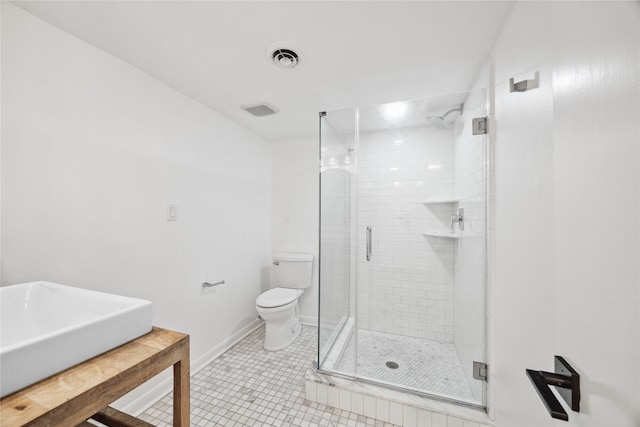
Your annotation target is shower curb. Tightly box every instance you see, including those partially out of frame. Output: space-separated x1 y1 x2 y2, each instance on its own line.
304 368 493 427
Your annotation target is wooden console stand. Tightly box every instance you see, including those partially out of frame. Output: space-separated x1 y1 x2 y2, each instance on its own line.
0 327 190 426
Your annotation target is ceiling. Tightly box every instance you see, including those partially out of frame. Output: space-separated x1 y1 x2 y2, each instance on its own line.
12 1 515 141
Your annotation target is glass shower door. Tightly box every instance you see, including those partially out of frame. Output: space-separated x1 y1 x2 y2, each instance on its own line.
318 88 488 408
318 110 356 372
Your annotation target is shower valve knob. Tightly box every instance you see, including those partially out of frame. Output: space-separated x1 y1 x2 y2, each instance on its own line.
450 208 465 231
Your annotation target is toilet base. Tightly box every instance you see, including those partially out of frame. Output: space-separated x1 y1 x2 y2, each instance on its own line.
264 321 301 351
258 302 301 351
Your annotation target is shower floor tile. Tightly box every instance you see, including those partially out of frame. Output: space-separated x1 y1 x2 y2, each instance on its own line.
335 330 476 402
139 325 400 427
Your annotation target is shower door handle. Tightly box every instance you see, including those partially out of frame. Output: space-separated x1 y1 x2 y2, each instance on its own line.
366 226 372 261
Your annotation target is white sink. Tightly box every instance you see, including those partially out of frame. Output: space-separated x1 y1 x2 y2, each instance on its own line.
0 281 152 397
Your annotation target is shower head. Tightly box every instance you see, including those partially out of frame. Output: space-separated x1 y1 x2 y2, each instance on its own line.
425 116 447 129
426 104 463 129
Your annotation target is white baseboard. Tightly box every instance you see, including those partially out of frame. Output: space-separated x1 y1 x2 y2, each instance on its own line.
300 315 317 327
121 319 264 416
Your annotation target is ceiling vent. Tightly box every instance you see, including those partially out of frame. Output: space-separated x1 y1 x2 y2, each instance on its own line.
266 43 302 69
271 48 299 68
241 104 279 117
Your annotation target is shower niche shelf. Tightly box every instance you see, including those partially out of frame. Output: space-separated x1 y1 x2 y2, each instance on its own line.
423 230 461 239
422 198 459 205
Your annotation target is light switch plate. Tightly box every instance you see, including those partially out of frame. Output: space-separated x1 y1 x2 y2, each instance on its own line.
167 204 177 221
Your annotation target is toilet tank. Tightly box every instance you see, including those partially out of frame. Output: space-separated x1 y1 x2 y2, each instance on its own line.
273 253 313 289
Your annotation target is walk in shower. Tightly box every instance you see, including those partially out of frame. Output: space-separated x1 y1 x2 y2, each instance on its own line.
318 89 488 407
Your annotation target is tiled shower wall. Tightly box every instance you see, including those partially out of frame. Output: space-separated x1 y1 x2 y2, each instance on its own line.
357 126 457 342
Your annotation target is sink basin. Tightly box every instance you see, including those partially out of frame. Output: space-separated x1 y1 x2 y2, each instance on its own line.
0 281 152 397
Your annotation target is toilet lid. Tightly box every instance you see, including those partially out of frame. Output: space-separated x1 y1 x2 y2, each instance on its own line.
256 288 298 308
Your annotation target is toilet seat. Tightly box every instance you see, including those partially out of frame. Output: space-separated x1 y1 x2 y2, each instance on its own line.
256 287 298 308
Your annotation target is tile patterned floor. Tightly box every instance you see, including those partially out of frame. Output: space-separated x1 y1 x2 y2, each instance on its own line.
335 330 476 402
140 325 400 427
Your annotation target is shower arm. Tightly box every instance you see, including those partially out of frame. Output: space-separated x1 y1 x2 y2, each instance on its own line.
442 105 463 119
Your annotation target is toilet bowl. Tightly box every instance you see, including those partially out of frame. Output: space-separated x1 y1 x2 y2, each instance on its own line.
256 253 313 351
256 288 303 351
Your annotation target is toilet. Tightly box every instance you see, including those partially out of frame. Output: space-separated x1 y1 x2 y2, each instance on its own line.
256 253 313 351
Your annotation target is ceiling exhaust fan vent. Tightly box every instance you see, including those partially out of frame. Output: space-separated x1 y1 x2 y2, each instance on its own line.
242 104 279 117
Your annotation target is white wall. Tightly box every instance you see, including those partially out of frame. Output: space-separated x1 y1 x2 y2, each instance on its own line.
492 3 557 422
270 137 319 323
1 2 271 409
493 1 640 425
551 2 639 425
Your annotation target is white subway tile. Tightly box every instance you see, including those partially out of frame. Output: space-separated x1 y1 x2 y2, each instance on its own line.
375 398 390 423
403 405 418 427
363 395 376 418
304 381 316 402
327 386 339 408
432 412 447 427
389 401 403 425
338 389 352 411
316 383 328 405
417 409 433 427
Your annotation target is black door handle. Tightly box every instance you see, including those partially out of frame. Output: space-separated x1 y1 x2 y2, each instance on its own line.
526 356 580 421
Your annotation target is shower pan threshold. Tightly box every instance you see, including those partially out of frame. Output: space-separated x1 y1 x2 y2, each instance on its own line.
304 368 493 427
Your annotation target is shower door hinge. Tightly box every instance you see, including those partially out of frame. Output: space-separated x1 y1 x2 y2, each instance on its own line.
473 361 488 382
472 117 488 135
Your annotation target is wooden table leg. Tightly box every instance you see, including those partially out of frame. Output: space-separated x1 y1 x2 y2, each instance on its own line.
173 339 190 426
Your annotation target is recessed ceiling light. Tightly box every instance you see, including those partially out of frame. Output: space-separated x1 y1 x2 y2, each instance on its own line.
382 102 408 121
